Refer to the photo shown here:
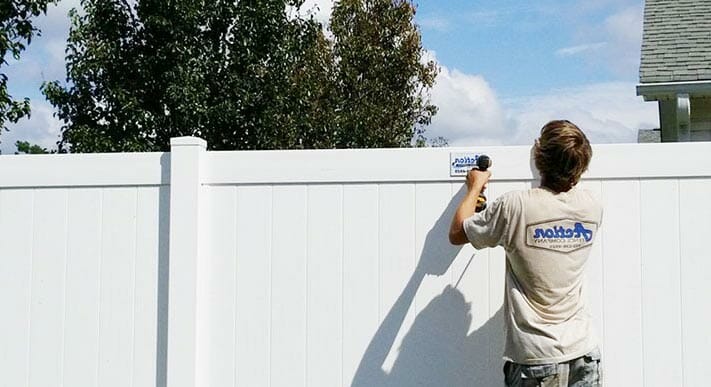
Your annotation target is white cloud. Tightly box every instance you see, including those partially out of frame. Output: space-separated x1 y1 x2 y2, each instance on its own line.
464 4 542 29
1 0 78 154
425 55 510 146
1 100 62 154
424 54 658 146
556 42 607 57
467 10 503 27
565 5 644 77
504 82 659 145
427 67 506 145
5 0 79 95
601 6 644 76
299 0 334 25
418 17 451 32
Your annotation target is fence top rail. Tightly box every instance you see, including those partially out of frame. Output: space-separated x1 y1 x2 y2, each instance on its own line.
205 142 711 185
0 151 169 188
1 141 710 188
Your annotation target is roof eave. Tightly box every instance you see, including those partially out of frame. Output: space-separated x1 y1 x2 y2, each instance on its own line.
637 80 711 101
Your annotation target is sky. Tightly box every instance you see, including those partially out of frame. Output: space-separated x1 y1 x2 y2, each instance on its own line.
1 0 658 154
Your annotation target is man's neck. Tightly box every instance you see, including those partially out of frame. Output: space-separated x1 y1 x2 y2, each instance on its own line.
540 179 572 194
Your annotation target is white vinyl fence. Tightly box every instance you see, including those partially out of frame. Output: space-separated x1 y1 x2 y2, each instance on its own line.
1 137 710 387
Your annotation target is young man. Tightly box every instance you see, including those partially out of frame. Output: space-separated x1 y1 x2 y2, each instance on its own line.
449 120 603 386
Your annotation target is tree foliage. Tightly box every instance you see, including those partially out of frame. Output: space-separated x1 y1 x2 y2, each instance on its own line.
330 0 438 148
0 0 56 137
14 140 52 153
44 0 439 152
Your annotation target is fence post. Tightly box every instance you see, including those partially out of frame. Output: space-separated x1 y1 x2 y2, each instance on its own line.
167 136 206 387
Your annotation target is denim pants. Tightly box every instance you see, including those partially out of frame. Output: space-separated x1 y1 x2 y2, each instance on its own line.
503 348 602 387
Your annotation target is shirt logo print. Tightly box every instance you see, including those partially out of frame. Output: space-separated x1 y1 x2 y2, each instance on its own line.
526 219 597 253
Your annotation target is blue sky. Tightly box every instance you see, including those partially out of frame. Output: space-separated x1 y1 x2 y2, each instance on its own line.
1 0 658 154
416 0 636 96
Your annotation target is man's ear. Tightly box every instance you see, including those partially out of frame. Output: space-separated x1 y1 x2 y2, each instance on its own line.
529 143 542 183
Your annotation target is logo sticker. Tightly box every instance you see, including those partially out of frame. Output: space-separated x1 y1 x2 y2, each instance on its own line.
526 219 597 253
449 152 482 176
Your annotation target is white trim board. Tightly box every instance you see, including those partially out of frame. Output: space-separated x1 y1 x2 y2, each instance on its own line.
637 80 711 101
0 152 169 188
2 142 710 188
204 142 711 185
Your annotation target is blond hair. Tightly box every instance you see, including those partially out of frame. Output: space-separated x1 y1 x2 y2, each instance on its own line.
534 120 592 193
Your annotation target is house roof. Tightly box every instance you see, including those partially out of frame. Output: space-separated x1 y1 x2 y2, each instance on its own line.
640 0 711 84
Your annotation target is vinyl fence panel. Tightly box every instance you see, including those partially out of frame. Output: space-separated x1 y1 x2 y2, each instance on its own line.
193 142 711 387
0 153 168 387
1 139 710 387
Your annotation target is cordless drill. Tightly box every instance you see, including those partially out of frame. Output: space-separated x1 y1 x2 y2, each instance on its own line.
474 155 491 213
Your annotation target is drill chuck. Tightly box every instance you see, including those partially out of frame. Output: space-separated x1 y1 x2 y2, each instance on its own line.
476 155 491 172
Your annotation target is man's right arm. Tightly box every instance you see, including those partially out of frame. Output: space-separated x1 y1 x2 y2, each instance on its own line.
449 168 491 245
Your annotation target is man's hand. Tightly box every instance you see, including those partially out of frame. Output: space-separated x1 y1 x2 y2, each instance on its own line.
449 168 492 245
466 168 491 192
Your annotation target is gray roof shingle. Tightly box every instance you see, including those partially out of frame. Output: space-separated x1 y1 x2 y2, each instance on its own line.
640 0 711 83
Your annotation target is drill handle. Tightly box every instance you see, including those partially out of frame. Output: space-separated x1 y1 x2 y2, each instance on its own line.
473 154 491 213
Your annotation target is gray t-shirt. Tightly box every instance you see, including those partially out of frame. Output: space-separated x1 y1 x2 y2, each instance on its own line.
463 186 603 365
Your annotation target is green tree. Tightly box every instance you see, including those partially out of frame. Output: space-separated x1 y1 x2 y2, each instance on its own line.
329 0 438 148
0 0 56 141
44 0 439 152
43 0 336 152
14 140 53 154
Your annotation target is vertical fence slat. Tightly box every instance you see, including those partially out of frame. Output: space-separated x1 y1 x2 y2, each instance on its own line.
577 180 605 354
449 182 492 385
133 187 162 387
342 184 379 386
196 186 236 387
408 182 477 386
640 179 683 386
235 186 272 386
602 180 643 386
28 189 68 387
63 189 102 387
679 179 711 386
376 184 416 380
0 189 34 387
98 188 137 387
305 185 343 386
414 183 457 313
271 185 308 387
156 185 170 387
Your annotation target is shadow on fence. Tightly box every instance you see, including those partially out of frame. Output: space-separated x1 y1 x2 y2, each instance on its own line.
352 186 504 387
156 153 171 387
